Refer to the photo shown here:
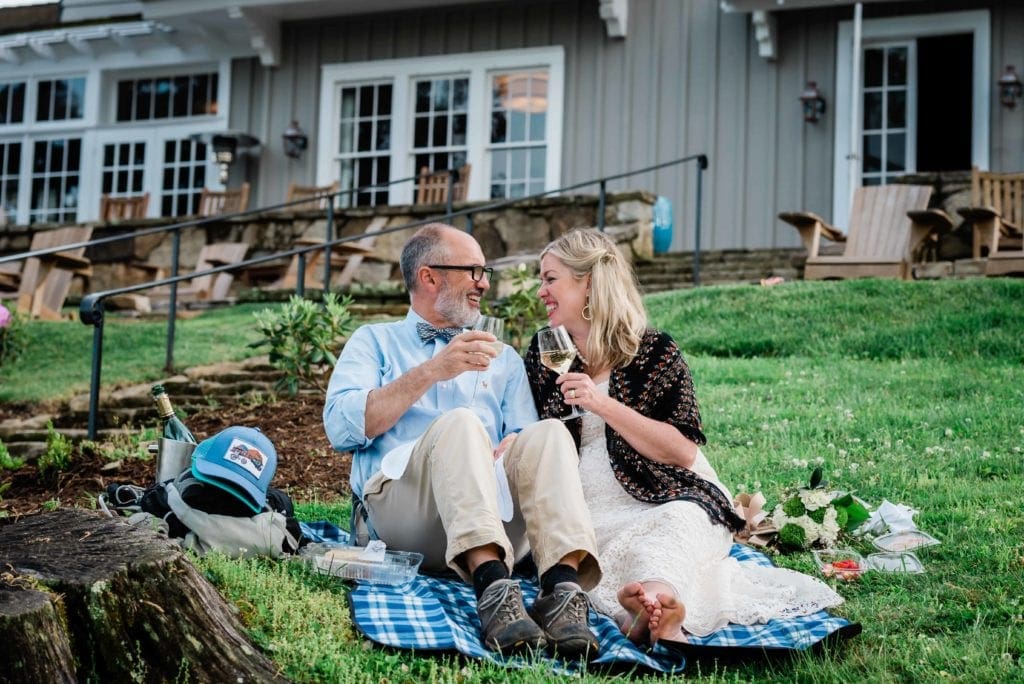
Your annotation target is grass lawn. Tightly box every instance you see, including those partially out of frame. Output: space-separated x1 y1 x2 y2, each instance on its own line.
3 279 1024 681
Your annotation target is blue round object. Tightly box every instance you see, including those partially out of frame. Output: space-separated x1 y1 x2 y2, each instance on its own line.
652 196 673 254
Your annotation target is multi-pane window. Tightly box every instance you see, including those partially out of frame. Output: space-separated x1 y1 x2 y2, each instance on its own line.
412 77 468 178
116 72 218 122
35 78 86 122
102 142 146 195
489 71 548 199
337 82 392 207
861 45 909 186
0 82 26 125
29 138 81 224
161 138 207 216
0 142 20 218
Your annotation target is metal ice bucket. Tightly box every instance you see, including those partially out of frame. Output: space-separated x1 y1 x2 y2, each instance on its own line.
150 438 197 482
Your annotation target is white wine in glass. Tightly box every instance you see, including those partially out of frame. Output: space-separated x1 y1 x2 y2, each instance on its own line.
536 325 586 420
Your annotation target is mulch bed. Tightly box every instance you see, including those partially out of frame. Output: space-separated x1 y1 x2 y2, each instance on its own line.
1 394 350 518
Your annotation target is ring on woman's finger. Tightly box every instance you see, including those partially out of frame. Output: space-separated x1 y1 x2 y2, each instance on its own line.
569 389 576 399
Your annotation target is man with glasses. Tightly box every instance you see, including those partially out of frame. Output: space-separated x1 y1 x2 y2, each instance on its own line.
324 223 601 659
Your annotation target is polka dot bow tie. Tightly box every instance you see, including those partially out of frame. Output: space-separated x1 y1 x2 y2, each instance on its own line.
416 322 464 343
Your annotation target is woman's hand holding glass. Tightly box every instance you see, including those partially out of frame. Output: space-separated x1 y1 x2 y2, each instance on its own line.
536 325 587 420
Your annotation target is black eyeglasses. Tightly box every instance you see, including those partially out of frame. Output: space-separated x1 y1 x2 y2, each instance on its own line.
428 264 494 282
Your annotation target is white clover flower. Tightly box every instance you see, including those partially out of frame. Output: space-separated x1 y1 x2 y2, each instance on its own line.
745 440 754 446
761 423 771 431
799 489 833 511
833 469 843 478
945 428 954 437
849 462 860 472
753 480 762 490
814 456 825 465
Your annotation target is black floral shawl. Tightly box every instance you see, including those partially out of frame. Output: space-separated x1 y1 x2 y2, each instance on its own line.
525 328 744 533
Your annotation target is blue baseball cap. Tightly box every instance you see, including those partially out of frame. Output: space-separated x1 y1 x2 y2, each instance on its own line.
190 426 277 513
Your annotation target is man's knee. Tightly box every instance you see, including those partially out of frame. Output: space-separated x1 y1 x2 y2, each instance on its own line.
515 419 576 462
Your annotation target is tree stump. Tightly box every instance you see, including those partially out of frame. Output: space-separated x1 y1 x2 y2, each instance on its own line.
0 509 286 683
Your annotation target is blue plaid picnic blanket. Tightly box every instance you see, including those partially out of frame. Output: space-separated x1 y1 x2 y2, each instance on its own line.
301 521 859 674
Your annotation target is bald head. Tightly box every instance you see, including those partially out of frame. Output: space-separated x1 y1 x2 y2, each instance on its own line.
400 223 479 293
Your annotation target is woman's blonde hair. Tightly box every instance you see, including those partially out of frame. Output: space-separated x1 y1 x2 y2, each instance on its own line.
540 228 646 371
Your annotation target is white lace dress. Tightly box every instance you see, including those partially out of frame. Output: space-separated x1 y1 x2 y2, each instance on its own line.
581 383 844 637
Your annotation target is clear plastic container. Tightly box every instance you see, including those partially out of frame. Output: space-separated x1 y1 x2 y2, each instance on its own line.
300 542 423 585
812 548 865 581
872 530 940 553
866 551 924 574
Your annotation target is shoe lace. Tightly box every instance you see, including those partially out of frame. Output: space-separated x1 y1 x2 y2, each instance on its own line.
482 581 525 625
548 586 592 625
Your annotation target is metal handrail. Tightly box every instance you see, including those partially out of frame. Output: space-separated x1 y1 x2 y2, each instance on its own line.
10 153 706 438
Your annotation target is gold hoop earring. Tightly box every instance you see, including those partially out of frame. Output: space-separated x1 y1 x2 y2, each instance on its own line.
582 295 592 321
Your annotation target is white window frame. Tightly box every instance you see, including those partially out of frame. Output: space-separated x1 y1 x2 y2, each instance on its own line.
319 46 564 205
0 55 231 224
833 9 989 223
859 41 916 187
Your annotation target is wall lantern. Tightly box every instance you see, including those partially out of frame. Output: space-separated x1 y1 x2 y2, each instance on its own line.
192 131 261 185
998 65 1023 109
282 120 309 159
799 81 826 123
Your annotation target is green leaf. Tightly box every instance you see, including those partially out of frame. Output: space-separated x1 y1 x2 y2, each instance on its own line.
809 466 823 489
841 500 871 531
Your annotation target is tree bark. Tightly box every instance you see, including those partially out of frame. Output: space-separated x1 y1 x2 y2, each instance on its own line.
0 509 287 683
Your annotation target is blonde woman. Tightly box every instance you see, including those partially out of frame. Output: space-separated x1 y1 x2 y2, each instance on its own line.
524 228 842 644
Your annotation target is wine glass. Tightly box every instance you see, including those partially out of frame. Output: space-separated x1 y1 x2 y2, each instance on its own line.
469 315 505 406
536 325 586 420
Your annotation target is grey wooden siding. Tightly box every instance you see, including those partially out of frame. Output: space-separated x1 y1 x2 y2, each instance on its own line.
232 0 1024 252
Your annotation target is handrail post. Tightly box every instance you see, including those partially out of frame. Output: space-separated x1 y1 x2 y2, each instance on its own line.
296 252 306 298
598 180 607 231
79 294 106 440
446 168 456 216
693 154 708 287
466 211 474 235
323 200 335 291
164 226 181 373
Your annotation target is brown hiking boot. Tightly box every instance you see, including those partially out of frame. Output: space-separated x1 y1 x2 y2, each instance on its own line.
530 581 600 660
477 579 548 654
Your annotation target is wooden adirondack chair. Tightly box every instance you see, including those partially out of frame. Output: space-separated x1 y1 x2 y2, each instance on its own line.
416 165 471 204
197 183 251 217
99 193 150 221
780 184 947 280
286 182 339 211
242 217 386 291
954 167 1024 276
143 242 250 308
1 226 93 320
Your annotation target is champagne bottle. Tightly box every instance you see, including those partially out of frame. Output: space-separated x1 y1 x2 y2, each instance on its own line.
151 384 198 444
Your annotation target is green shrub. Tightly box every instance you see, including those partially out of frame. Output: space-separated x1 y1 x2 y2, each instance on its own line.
483 263 548 353
0 439 24 470
0 301 26 367
252 293 358 395
37 421 73 479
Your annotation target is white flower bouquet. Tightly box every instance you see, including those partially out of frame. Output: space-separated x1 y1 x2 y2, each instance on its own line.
768 467 870 551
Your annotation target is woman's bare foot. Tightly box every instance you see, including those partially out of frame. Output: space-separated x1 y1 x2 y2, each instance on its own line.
616 582 650 643
647 592 685 644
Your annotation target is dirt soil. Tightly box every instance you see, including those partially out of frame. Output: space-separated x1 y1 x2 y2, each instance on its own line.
0 395 351 518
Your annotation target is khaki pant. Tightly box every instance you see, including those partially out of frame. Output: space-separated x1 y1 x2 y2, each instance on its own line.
360 408 601 589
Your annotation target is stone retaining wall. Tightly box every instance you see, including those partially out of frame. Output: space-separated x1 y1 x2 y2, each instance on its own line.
0 192 658 298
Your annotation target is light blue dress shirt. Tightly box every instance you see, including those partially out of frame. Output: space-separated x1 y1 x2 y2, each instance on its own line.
323 311 539 499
